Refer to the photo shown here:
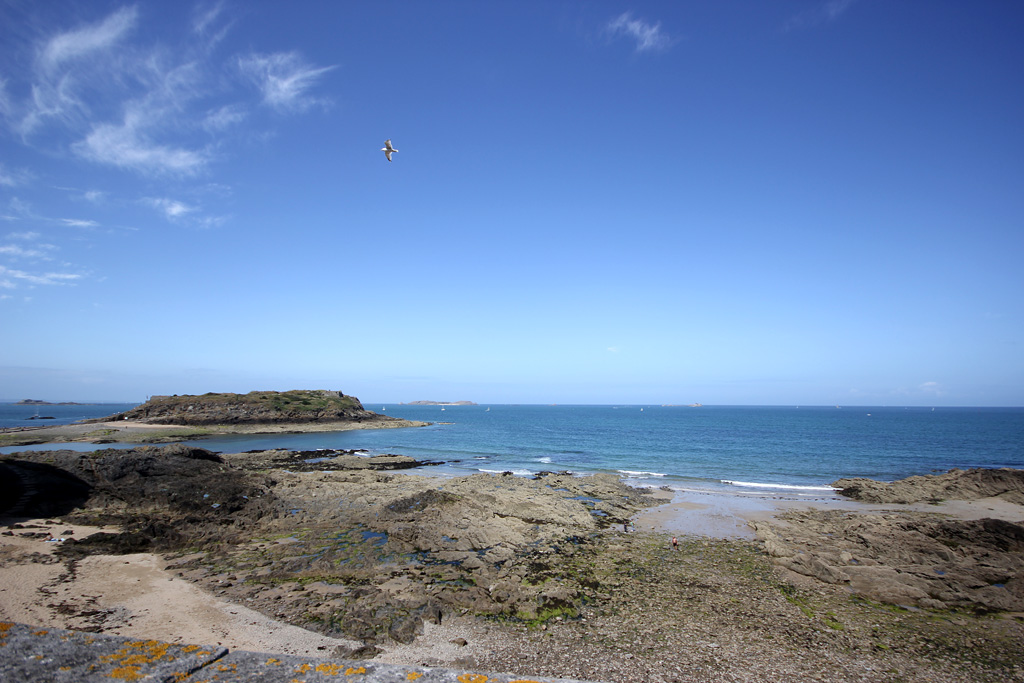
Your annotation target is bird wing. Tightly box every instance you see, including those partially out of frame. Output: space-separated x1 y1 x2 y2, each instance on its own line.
384 150 393 161
384 139 394 150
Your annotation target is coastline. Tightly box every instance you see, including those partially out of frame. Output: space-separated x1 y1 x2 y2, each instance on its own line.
2 441 1023 681
0 416 429 448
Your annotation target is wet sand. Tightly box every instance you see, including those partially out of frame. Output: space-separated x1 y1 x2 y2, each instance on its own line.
632 486 1024 538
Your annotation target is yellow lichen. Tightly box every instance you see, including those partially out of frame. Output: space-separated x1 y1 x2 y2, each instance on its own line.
295 663 313 673
345 666 366 675
107 665 143 681
315 662 342 674
457 675 489 683
407 673 424 681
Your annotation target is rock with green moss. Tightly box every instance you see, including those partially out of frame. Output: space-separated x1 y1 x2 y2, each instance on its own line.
88 390 378 426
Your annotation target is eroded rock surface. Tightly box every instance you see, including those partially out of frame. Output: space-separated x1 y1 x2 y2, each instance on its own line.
2 445 658 647
833 467 1024 505
753 510 1024 611
752 468 1024 612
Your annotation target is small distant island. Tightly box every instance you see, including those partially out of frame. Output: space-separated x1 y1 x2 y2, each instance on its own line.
401 400 478 406
15 399 83 405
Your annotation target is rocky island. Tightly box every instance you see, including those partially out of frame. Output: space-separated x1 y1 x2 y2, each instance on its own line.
0 390 427 447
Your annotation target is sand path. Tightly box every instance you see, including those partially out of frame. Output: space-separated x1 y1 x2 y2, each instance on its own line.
0 519 490 665
0 520 362 656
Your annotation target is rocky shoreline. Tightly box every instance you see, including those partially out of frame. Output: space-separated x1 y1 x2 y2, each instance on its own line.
1 446 1022 682
0 414 427 447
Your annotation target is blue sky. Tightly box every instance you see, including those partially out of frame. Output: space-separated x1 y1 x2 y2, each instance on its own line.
1 1 1022 406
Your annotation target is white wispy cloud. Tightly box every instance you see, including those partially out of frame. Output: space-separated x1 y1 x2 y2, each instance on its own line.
202 103 246 131
7 231 42 241
0 230 77 289
0 265 81 288
0 77 10 119
784 0 857 31
0 163 32 187
238 52 336 112
919 381 945 397
606 12 672 53
5 4 332 179
39 6 138 72
0 243 54 259
73 112 210 175
193 1 227 36
146 197 195 220
60 218 100 228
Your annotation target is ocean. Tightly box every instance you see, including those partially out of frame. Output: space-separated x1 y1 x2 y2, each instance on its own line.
0 402 139 429
3 403 1022 495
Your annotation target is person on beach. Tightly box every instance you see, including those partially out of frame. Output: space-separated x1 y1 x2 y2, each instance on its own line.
672 536 678 551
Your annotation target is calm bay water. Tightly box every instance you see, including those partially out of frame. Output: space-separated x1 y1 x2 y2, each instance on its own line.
3 403 1022 495
0 402 138 429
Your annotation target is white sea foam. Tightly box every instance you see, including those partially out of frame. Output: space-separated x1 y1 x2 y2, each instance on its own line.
537 456 552 463
618 470 667 477
480 467 534 476
722 480 837 491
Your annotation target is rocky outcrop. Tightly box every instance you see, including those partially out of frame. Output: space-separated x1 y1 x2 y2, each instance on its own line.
753 469 1024 612
2 445 659 647
1 445 275 552
754 508 1024 612
833 467 1024 505
223 449 442 472
89 390 386 426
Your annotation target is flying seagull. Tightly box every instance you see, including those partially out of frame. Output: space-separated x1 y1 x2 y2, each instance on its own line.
381 139 398 162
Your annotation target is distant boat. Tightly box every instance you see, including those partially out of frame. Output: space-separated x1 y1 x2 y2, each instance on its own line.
486 407 490 412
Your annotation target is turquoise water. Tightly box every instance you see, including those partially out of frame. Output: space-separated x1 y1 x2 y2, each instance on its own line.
4 403 1021 495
